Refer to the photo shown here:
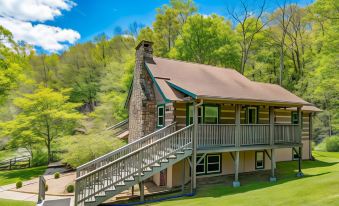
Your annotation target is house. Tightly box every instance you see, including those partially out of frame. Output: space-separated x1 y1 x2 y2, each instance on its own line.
74 41 321 206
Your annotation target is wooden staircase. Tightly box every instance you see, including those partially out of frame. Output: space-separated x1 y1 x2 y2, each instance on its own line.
75 124 193 206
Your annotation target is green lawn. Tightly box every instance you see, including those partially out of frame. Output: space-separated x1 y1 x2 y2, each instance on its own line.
0 166 47 186
0 199 35 206
151 151 339 206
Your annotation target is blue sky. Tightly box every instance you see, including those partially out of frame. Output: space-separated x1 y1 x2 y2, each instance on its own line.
0 0 312 52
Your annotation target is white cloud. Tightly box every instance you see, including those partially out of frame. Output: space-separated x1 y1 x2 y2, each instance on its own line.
0 17 80 52
0 0 75 22
0 0 80 52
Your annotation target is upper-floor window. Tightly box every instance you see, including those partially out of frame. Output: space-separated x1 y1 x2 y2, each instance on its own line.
204 106 219 124
188 105 202 125
157 105 165 127
247 107 257 124
187 105 218 125
291 111 299 124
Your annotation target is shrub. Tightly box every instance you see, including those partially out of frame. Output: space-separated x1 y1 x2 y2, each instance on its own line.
16 181 23 189
66 184 74 193
32 149 48 166
61 131 125 168
54 172 60 179
326 136 339 152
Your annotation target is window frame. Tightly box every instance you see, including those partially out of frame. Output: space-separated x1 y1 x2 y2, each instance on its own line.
186 104 220 125
206 154 221 174
157 104 165 128
292 148 299 160
255 151 265 170
246 106 258 124
196 155 206 175
191 154 222 176
291 111 299 124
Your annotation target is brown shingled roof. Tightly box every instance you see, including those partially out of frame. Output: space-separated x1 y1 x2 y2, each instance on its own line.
146 57 314 107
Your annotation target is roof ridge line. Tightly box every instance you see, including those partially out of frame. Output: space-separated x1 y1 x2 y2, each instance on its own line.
153 56 237 72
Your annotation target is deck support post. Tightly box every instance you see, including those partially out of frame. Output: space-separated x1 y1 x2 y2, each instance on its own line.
233 151 240 187
296 107 304 177
182 159 186 192
270 149 276 182
269 106 275 146
139 181 144 202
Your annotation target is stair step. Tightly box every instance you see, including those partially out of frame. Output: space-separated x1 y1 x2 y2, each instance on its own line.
143 167 152 172
151 163 161 167
160 159 169 163
105 186 116 191
168 155 177 159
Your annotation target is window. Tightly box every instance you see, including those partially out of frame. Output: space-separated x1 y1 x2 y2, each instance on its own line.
247 107 257 124
187 105 202 125
204 106 219 124
196 155 205 174
255 151 265 170
187 104 219 125
193 154 221 175
292 148 299 160
157 105 165 127
207 155 221 173
291 112 299 124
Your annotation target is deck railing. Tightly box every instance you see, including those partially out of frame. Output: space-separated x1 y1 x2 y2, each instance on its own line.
197 124 236 147
274 124 300 144
240 124 270 146
75 125 193 206
197 124 300 148
76 122 176 177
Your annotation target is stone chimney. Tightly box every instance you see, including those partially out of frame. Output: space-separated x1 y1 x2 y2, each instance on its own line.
128 40 157 142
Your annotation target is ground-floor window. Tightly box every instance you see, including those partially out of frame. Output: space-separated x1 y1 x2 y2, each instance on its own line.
195 154 221 175
255 151 265 170
292 148 299 160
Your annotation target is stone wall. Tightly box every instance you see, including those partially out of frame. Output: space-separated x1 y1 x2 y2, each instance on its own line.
128 41 157 142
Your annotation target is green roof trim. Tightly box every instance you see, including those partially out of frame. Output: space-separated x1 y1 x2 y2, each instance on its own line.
144 63 171 104
166 81 197 99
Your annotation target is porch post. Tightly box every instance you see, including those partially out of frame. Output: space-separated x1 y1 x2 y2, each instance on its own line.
139 181 144 202
296 107 304 177
233 104 241 187
269 106 275 146
191 101 197 193
233 151 240 187
270 149 276 182
235 104 241 147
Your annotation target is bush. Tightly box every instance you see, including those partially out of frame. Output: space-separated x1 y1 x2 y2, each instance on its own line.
16 181 22 189
54 172 60 179
66 184 74 193
326 136 339 152
61 131 125 168
32 149 48 166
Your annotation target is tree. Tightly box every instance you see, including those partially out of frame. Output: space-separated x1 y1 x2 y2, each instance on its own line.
0 26 27 104
0 88 83 163
170 14 240 69
228 0 267 74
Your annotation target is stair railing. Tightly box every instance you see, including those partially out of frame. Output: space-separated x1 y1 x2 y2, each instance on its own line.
76 122 176 177
74 124 193 206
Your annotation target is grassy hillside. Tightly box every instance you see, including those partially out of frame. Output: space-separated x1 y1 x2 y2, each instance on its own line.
151 151 339 206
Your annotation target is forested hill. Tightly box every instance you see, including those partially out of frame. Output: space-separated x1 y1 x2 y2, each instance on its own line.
0 0 337 166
